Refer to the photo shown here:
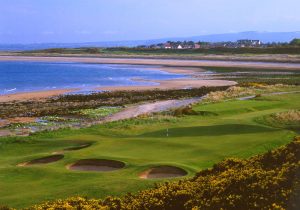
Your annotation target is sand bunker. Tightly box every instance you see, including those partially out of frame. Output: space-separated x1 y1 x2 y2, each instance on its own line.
64 143 92 151
18 154 64 166
140 165 187 179
68 159 125 172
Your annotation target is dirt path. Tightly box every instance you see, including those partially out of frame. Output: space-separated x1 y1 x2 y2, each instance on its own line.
103 98 201 122
104 90 300 122
238 90 300 101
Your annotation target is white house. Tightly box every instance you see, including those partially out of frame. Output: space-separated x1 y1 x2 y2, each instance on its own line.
177 45 183 49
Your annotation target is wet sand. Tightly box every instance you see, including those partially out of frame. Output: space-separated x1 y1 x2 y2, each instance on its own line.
100 79 236 91
1 56 300 70
0 88 77 103
103 98 202 122
0 79 235 103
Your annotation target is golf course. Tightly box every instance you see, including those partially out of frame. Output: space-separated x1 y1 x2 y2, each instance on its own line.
0 88 299 208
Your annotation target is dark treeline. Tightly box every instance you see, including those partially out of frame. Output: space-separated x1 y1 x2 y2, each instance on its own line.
25 45 300 55
105 46 300 55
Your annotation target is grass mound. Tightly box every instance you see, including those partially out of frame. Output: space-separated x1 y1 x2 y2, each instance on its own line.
258 110 300 130
139 166 187 179
272 110 300 122
18 154 64 166
29 137 300 210
68 159 125 172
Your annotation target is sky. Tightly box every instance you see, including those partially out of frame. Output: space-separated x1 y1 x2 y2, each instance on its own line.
1 0 300 44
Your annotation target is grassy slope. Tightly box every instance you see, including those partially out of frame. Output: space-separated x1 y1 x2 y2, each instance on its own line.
0 93 299 208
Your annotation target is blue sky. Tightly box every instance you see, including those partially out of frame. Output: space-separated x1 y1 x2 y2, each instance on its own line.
1 0 300 44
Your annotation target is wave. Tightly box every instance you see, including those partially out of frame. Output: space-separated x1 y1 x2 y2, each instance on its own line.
4 88 17 92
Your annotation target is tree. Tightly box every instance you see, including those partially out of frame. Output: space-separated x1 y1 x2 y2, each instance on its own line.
290 38 300 46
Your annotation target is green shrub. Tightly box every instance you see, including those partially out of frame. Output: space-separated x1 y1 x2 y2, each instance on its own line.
172 106 197 116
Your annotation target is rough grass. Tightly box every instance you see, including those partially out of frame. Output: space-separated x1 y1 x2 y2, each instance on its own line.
73 107 121 119
0 92 299 208
257 110 300 131
273 110 300 122
203 84 298 102
202 66 300 85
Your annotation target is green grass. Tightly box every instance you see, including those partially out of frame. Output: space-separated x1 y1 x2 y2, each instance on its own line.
0 92 299 208
72 106 121 118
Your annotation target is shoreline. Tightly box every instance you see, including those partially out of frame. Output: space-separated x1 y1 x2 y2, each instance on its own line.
0 56 237 102
1 52 300 64
0 78 236 103
100 79 236 91
1 55 300 70
1 54 298 102
0 89 77 103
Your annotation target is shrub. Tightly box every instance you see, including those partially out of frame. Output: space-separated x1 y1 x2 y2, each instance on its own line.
172 106 197 116
273 110 300 123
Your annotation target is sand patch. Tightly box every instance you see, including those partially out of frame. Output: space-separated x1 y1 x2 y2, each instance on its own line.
1 56 300 70
100 79 236 91
18 154 64 166
0 129 12 137
68 159 125 172
0 89 77 103
139 165 187 179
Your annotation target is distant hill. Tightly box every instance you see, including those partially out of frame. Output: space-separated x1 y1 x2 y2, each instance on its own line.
1 31 300 51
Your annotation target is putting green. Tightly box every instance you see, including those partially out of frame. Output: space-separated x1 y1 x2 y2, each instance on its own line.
0 92 299 208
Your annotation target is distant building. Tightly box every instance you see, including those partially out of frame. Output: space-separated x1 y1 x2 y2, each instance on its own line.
237 39 261 47
177 45 183 49
164 43 172 49
194 43 201 49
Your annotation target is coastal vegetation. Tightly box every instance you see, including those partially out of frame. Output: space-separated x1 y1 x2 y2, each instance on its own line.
257 110 300 130
0 86 228 118
201 67 300 86
103 46 300 55
23 44 300 56
0 88 299 208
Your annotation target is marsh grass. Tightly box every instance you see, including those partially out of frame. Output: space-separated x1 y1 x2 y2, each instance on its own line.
73 107 121 119
203 84 298 102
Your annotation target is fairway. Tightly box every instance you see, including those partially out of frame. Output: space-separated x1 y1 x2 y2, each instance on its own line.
0 92 299 208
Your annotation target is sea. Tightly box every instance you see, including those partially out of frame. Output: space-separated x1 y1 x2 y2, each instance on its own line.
0 61 187 95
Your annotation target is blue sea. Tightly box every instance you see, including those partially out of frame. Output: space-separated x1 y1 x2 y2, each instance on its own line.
0 61 187 95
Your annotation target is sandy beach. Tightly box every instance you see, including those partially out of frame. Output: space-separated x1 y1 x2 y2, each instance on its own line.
100 79 236 91
0 88 77 102
1 55 298 102
0 78 235 102
1 55 300 70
